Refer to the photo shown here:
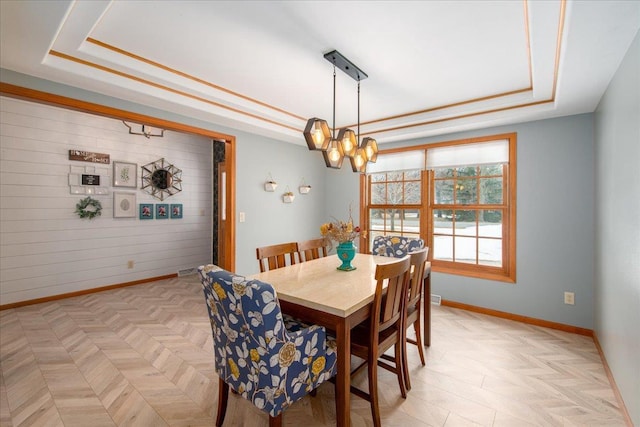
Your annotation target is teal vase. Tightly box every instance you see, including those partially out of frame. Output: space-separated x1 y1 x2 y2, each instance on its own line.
336 241 356 271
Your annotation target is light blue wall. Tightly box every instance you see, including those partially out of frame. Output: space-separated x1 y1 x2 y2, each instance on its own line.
326 114 597 329
594 31 640 426
234 131 327 276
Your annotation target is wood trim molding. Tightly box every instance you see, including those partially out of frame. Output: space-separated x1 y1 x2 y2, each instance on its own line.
0 82 232 140
592 333 634 427
441 299 593 336
0 274 177 311
86 37 305 122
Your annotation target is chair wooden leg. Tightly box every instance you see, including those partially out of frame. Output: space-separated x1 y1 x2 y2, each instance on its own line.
402 328 412 392
268 413 283 427
414 318 426 366
368 349 382 427
216 378 229 427
395 340 408 398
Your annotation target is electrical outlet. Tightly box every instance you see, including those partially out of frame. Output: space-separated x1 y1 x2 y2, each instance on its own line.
127 260 134 269
239 212 246 223
564 291 575 305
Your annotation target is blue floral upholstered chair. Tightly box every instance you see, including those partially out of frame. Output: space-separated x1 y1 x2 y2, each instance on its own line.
198 264 338 427
372 235 424 258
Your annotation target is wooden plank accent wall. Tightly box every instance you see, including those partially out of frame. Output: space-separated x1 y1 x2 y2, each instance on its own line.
0 96 213 305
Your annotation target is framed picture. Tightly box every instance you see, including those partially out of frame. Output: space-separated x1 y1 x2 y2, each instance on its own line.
139 203 154 220
113 192 136 218
170 204 183 219
113 161 138 188
156 203 169 219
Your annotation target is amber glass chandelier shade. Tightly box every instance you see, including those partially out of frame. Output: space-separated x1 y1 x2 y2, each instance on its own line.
303 118 331 151
337 128 357 157
350 147 368 173
322 139 345 169
361 137 378 163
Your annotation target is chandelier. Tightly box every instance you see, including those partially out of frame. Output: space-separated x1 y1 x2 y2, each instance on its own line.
303 50 378 173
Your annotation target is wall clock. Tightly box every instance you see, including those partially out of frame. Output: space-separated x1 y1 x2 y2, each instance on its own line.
141 158 182 201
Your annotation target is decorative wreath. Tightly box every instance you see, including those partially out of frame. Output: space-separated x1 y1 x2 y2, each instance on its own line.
75 196 102 219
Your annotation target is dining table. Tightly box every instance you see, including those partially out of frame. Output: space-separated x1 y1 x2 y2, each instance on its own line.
248 253 432 427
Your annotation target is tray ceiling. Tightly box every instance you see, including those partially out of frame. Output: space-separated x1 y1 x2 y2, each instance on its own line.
1 1 638 144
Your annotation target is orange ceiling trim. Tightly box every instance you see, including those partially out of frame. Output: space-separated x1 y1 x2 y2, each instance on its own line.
551 0 567 101
84 1 540 134
364 99 553 136
359 0 567 138
523 0 534 88
48 50 300 133
86 37 306 122
349 0 559 131
46 0 566 140
355 87 533 128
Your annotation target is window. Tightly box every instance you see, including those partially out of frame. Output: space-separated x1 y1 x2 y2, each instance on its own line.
362 133 516 282
367 170 423 246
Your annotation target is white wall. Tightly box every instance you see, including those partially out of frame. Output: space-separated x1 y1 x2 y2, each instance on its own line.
0 96 213 305
594 30 640 426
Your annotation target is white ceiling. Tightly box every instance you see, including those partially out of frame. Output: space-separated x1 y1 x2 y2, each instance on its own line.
1 0 639 145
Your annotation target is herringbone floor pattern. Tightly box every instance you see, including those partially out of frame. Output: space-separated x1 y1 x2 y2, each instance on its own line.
0 276 626 426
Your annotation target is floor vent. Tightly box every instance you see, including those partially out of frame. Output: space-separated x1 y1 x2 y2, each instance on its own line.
430 294 442 306
178 268 197 277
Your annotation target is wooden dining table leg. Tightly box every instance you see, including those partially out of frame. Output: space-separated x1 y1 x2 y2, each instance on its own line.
423 271 431 347
335 318 351 427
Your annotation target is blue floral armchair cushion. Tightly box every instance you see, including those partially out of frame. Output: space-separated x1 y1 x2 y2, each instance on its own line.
372 235 424 258
198 264 338 418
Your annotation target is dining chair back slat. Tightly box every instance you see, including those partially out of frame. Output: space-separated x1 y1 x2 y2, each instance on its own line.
256 242 298 272
297 238 329 262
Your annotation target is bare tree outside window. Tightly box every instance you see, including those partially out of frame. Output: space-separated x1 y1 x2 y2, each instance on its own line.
368 170 422 249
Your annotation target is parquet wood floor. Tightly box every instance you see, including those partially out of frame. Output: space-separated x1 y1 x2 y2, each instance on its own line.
0 276 626 426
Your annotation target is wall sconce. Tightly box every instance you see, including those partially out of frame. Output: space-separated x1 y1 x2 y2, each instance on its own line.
122 121 165 139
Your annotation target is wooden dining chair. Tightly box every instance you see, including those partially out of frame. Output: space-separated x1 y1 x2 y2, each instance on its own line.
349 256 411 427
297 237 329 262
256 242 299 272
402 247 429 391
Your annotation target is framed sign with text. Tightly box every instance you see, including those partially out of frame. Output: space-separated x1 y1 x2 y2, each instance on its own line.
69 150 110 164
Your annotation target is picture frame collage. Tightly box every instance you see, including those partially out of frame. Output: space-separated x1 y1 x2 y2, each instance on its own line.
79 159 184 220
139 203 183 220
